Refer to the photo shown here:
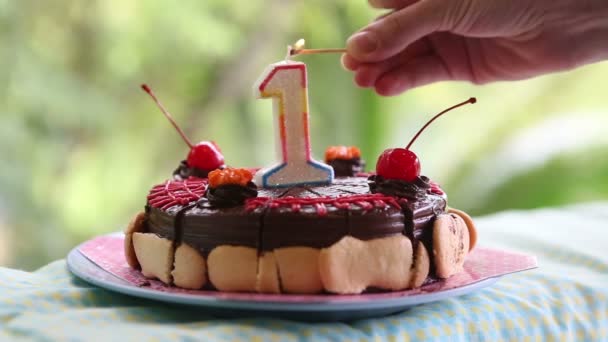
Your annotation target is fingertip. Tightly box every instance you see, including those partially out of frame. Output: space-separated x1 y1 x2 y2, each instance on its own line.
375 73 407 96
346 31 379 61
354 66 379 88
341 53 361 71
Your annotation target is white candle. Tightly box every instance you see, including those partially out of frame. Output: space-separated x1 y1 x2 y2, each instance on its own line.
254 60 334 188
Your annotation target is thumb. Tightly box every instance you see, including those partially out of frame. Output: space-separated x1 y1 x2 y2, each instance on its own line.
347 0 445 62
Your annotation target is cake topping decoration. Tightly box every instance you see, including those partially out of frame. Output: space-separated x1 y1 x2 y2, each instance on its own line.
147 179 207 210
205 168 258 207
368 174 432 200
208 168 254 188
186 141 224 172
325 146 361 161
325 146 365 177
141 84 225 177
376 98 476 182
245 193 401 215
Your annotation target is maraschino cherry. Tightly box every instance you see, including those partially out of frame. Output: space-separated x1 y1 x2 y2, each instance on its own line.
141 84 225 171
376 98 476 182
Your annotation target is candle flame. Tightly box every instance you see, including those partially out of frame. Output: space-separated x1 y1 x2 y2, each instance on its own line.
293 39 306 52
287 38 306 59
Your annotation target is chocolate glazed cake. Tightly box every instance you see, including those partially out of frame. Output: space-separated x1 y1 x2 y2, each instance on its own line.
124 173 477 294
128 85 478 294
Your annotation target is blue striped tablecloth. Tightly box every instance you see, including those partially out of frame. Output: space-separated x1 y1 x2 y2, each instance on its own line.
1 202 607 341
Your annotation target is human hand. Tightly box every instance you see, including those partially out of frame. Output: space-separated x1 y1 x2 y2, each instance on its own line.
343 0 608 95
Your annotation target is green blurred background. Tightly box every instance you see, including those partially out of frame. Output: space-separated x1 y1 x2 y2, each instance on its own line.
1 1 607 270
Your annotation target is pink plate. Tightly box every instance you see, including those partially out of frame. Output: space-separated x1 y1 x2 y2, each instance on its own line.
67 233 537 321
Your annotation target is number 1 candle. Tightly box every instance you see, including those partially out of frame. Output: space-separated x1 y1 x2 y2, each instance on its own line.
254 60 334 188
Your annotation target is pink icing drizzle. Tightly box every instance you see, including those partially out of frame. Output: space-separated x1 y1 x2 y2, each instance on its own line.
147 178 208 210
245 193 401 216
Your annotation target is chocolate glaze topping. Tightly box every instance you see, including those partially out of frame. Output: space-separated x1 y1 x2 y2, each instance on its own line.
328 158 365 177
182 199 262 256
146 205 178 240
369 175 432 200
261 203 404 250
205 182 258 207
263 205 348 249
144 176 446 260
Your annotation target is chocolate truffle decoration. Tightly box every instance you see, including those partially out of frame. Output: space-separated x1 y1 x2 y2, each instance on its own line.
206 182 258 207
205 168 258 207
325 146 365 177
368 174 431 200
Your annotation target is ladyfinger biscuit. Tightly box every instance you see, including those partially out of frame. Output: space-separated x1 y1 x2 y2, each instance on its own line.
319 235 414 294
274 247 323 294
132 232 174 284
207 246 257 292
433 213 470 278
124 212 146 269
410 242 430 288
172 243 207 290
256 252 280 294
447 207 477 251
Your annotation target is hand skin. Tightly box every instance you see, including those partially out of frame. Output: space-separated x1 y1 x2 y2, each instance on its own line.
343 0 608 96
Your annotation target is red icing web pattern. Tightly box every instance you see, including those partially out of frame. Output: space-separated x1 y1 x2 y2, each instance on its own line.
147 178 207 210
245 193 402 216
146 176 443 212
429 181 444 195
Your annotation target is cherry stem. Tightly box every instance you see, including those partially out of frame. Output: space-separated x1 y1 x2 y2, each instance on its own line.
141 84 194 149
405 97 476 150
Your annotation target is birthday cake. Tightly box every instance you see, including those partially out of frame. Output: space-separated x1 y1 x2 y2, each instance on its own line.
124 59 478 294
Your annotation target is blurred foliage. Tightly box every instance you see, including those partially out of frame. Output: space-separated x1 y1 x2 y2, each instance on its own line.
0 0 607 269
478 146 608 214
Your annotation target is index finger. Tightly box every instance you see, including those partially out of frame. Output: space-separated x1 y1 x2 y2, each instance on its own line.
347 0 445 62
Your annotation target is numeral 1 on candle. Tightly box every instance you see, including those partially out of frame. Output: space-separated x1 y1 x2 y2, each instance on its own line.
254 61 334 188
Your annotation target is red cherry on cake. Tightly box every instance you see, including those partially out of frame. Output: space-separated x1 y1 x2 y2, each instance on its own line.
187 141 225 170
376 98 476 182
376 148 420 181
